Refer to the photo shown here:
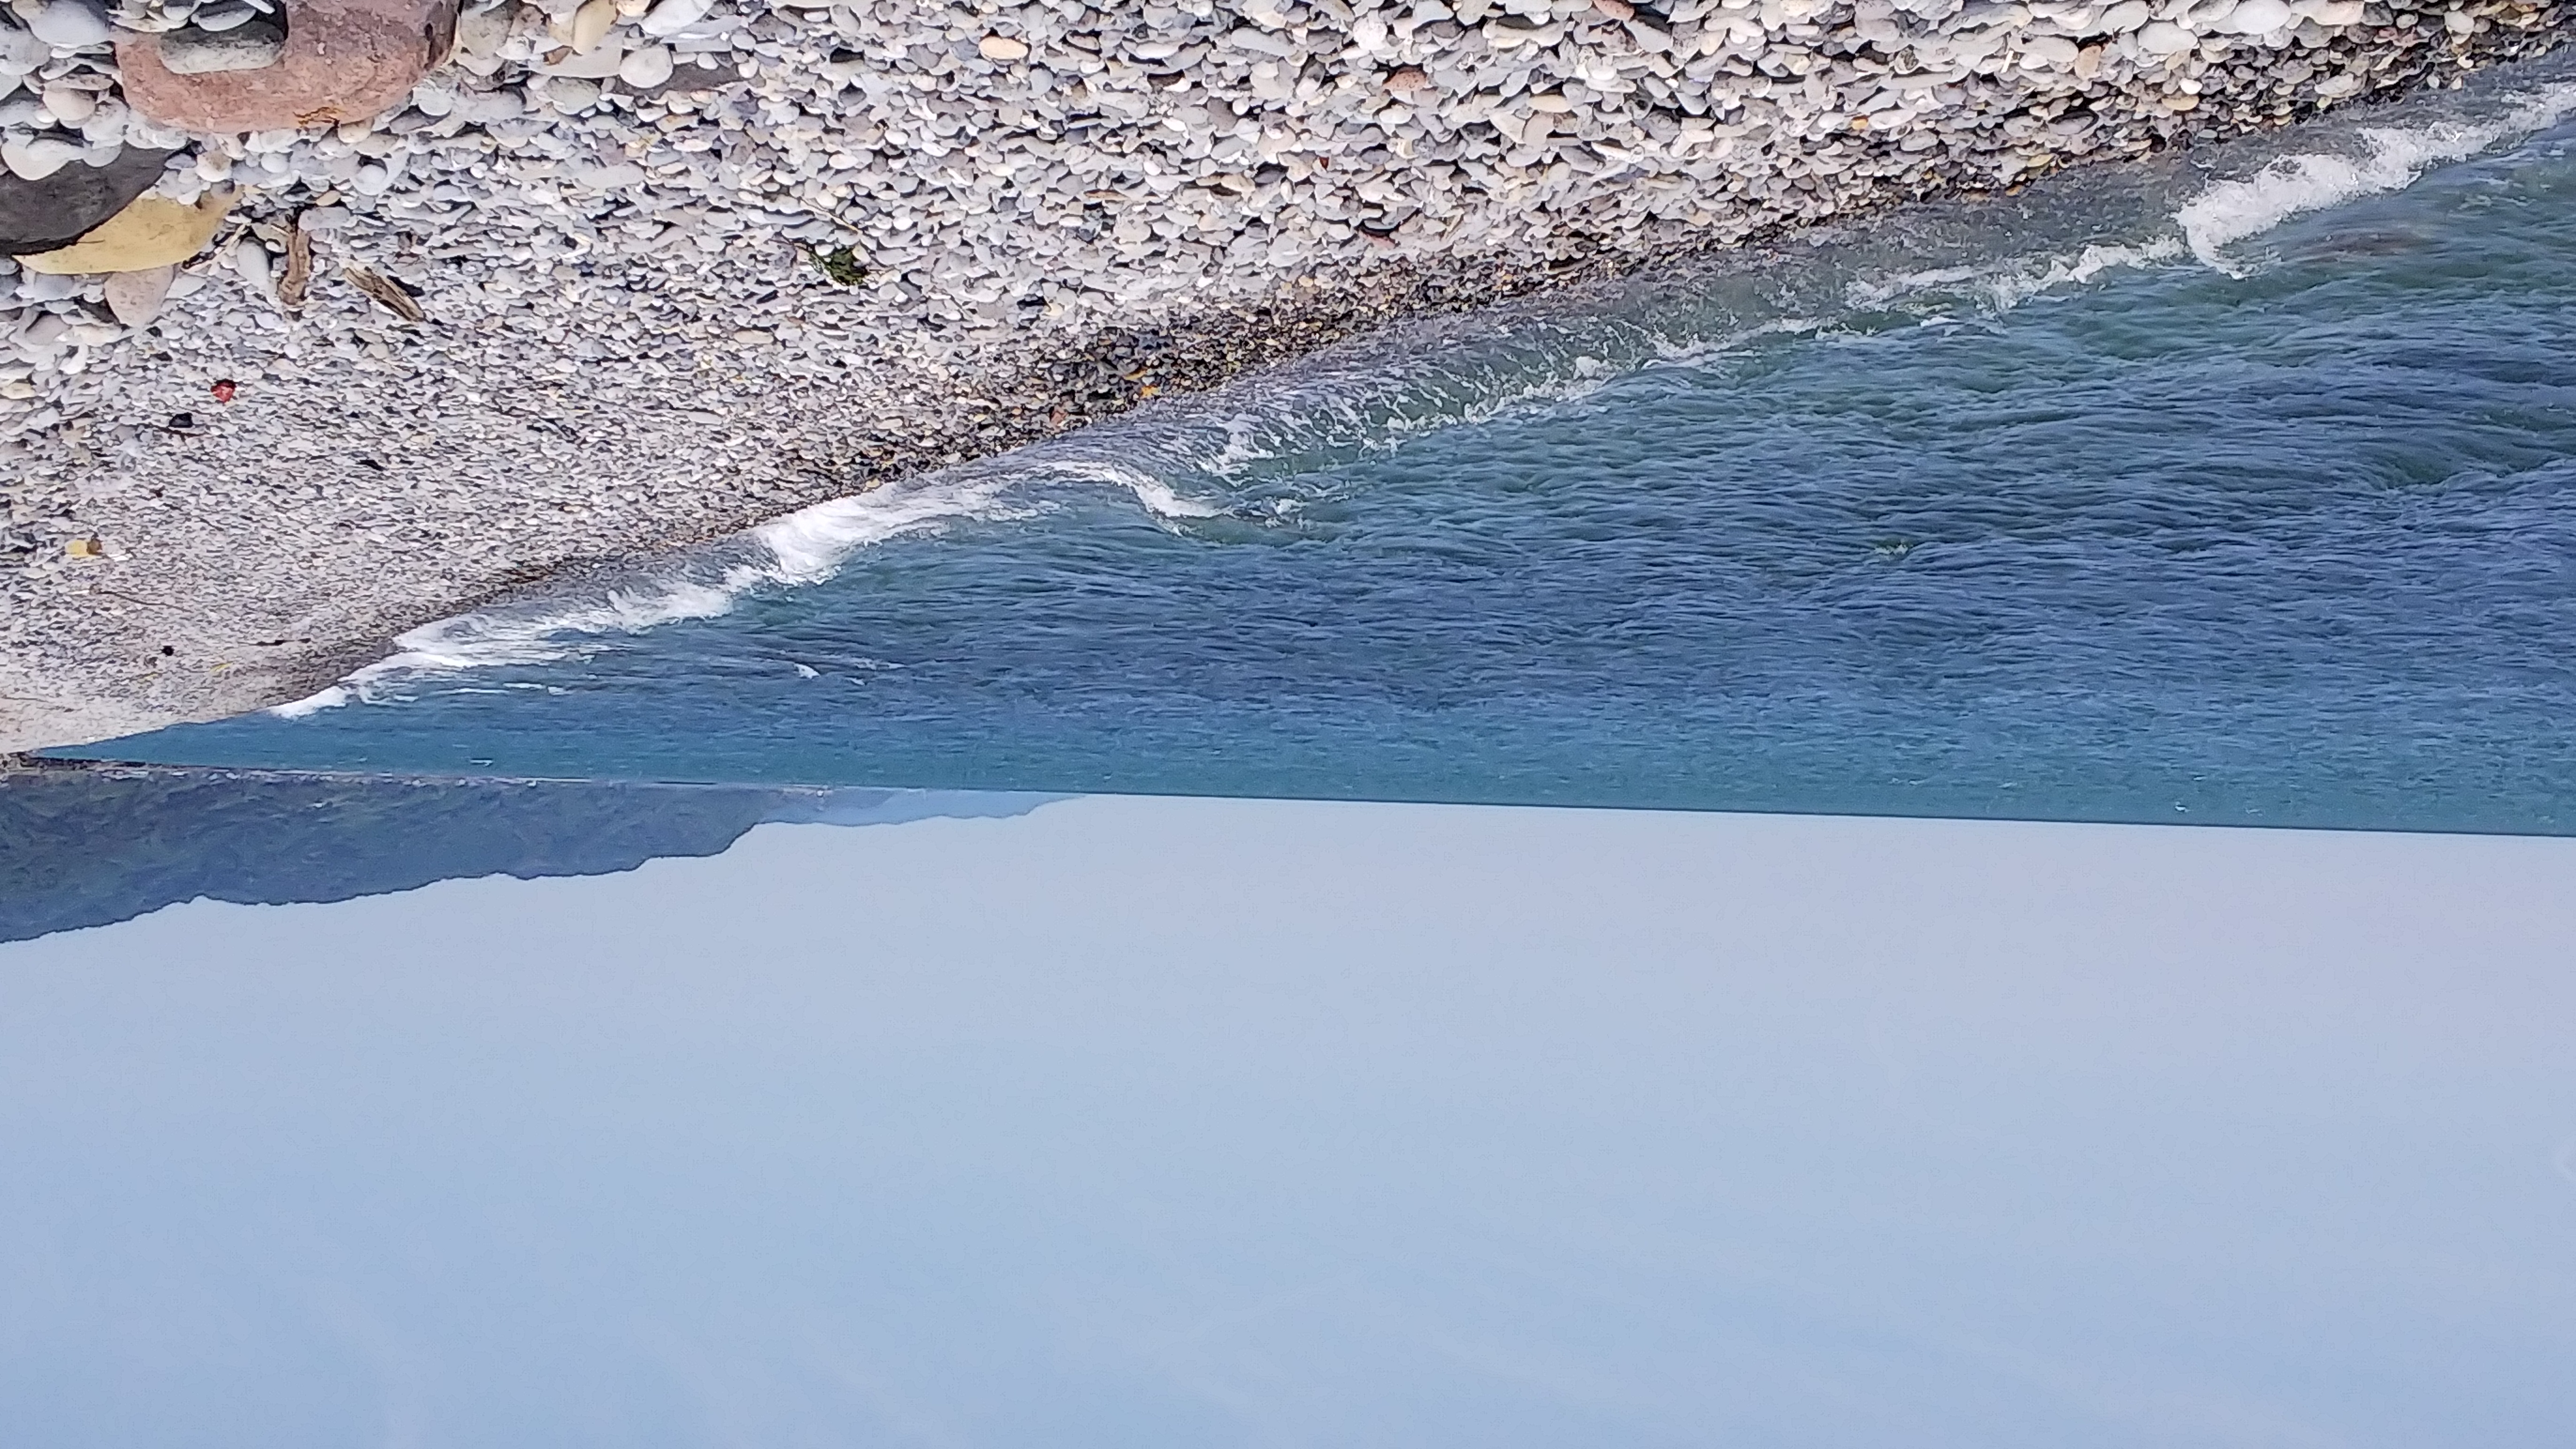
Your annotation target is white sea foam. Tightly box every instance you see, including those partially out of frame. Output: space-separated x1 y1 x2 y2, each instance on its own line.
265 459 1227 711
271 686 351 717
1989 238 2190 305
272 568 767 711
1040 459 1231 519
1844 238 2187 316
2178 82 2576 270
1848 81 2576 304
754 470 1027 582
1845 263 1990 309
1128 475 1228 519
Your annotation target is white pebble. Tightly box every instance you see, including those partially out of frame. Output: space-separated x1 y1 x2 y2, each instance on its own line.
637 0 712 38
618 44 675 88
102 265 175 327
569 0 618 53
41 83 96 124
546 76 602 112
1 134 82 180
2138 20 2195 53
231 236 275 300
2223 0 2294 32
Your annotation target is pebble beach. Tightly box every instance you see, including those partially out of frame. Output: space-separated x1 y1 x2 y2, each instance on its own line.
1 0 2565 754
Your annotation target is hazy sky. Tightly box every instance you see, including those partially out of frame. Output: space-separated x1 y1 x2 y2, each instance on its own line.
5 797 2574 1447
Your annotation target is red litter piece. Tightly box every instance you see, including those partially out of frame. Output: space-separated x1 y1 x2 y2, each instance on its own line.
211 379 237 403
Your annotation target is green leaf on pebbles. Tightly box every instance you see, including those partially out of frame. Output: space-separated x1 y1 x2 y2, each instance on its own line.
814 246 867 287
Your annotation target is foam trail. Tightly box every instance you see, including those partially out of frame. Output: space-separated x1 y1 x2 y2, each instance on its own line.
1127 473 1232 519
754 469 1031 583
1849 81 2576 305
276 567 767 711
1028 459 1233 519
745 459 1219 595
1843 238 2187 315
268 460 1228 711
271 686 350 717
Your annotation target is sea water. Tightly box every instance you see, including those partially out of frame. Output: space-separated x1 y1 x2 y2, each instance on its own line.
67 61 2576 834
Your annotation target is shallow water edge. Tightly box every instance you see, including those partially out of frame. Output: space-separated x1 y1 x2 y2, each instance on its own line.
6 23 2568 755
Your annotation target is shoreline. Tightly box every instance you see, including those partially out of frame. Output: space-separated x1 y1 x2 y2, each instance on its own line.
3 0 2566 753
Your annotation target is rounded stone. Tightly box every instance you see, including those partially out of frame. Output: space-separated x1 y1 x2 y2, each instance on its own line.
2138 19 2195 52
545 75 601 112
1 136 84 182
102 263 176 325
27 0 114 49
192 2 264 31
636 0 710 37
117 0 460 133
2224 0 2293 31
617 43 672 88
42 84 99 124
568 0 616 53
0 145 177 255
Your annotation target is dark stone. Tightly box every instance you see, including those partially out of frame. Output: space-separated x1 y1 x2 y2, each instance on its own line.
0 147 179 257
616 58 736 102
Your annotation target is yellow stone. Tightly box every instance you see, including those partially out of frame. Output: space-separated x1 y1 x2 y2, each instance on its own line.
21 191 233 276
569 0 617 53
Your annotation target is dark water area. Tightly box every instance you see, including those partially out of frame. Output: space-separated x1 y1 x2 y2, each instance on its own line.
60 67 2576 836
0 766 1050 944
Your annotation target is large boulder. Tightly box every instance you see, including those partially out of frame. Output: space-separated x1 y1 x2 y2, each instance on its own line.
116 0 457 133
19 189 233 275
0 147 178 256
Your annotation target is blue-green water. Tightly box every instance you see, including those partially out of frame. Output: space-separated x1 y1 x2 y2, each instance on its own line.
69 69 2576 834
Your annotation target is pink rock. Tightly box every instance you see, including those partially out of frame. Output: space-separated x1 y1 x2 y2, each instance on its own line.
117 0 458 134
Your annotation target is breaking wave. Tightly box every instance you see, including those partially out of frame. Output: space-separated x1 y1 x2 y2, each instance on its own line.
2178 80 2576 269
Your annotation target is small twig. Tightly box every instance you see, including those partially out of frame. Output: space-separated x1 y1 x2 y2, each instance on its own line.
277 217 313 311
342 265 426 324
